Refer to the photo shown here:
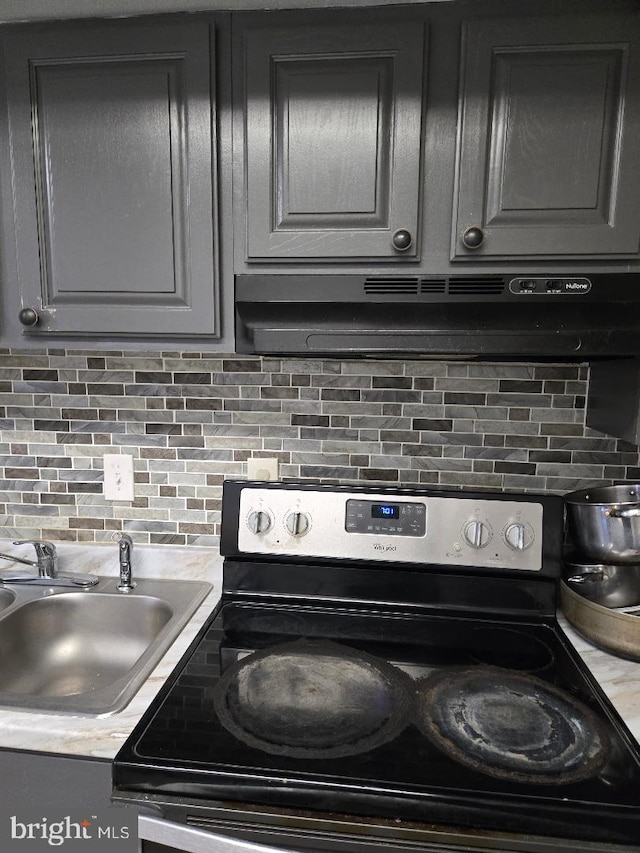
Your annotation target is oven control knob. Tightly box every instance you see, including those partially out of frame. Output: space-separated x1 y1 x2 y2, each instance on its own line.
246 510 272 535
504 522 533 551
284 511 310 537
462 520 491 549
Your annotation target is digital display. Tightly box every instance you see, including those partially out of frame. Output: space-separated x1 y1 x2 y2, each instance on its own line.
371 504 399 519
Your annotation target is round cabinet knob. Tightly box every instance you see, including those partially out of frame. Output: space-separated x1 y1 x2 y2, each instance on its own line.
18 307 39 327
391 228 413 252
246 510 272 535
462 226 485 249
504 522 533 551
284 511 310 537
462 520 491 549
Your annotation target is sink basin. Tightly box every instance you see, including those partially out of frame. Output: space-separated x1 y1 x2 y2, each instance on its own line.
0 576 211 715
0 593 173 696
0 589 15 613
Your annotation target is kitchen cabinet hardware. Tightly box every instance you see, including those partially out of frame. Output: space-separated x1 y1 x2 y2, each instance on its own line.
391 228 413 252
461 226 484 249
18 307 39 326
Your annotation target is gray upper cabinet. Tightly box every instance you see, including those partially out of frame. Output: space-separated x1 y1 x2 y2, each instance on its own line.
3 19 220 337
453 13 640 261
240 18 426 262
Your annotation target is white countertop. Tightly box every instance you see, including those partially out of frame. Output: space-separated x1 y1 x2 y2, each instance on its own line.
0 544 639 761
558 612 640 743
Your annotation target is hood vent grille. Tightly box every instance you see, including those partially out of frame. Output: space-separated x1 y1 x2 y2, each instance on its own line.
420 278 447 293
364 277 419 294
448 276 505 295
364 276 505 296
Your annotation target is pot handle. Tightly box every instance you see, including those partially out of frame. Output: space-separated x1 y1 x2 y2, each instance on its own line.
566 572 605 584
609 506 640 518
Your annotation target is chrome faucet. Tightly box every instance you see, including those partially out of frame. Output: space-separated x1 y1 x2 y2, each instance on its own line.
0 539 98 587
117 533 136 592
0 539 58 576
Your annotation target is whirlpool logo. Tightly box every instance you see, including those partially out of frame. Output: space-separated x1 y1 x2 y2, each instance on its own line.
6 811 135 850
373 542 397 553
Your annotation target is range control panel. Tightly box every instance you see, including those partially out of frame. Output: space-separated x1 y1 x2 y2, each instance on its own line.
237 487 544 572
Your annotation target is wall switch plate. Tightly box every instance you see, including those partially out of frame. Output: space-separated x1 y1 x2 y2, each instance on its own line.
104 454 135 501
246 457 279 481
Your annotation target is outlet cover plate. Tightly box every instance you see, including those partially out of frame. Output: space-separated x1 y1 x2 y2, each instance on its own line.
246 457 278 481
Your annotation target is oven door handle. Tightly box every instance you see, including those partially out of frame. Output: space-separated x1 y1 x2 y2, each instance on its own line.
138 814 306 853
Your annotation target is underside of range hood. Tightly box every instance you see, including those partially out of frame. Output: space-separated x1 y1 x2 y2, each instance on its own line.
235 273 640 360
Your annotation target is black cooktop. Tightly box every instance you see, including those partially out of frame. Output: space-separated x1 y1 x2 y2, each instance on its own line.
113 590 640 846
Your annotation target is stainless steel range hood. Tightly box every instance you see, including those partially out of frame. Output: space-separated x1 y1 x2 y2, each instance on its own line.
235 273 640 359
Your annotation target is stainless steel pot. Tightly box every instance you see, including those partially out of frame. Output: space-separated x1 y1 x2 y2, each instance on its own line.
563 561 640 608
564 483 640 563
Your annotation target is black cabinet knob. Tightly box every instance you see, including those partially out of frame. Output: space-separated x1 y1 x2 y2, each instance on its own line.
391 228 413 252
18 307 39 327
462 226 484 249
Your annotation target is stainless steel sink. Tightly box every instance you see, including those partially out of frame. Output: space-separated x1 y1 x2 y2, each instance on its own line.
0 589 15 613
0 576 211 715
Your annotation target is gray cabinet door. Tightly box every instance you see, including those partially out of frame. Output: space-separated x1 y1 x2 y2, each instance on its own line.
4 19 219 337
453 13 640 260
242 20 425 262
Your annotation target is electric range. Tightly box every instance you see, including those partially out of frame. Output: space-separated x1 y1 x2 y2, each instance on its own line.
113 481 640 853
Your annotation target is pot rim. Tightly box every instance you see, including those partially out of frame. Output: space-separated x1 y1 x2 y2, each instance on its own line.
565 483 640 506
564 561 640 573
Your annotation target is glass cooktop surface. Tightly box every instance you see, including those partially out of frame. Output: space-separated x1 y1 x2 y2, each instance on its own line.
114 596 640 846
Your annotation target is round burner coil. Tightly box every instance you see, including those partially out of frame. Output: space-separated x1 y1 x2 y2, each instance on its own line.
213 639 413 758
415 667 609 785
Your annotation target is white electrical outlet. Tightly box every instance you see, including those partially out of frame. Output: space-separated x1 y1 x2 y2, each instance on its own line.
104 454 135 502
247 457 279 481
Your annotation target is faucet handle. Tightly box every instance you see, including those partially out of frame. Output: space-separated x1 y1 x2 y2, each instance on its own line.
13 539 56 557
13 540 57 577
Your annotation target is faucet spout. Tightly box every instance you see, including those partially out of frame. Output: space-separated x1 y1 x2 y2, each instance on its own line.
117 533 136 592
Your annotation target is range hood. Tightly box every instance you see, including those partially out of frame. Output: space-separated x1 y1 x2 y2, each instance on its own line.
235 273 640 359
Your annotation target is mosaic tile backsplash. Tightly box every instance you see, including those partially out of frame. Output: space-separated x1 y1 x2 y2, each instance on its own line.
0 349 638 547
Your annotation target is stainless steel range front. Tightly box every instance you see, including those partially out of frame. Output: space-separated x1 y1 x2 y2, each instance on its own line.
113 481 640 853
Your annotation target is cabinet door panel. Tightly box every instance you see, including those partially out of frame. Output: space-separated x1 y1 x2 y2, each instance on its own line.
244 22 425 261
6 21 219 337
453 15 640 259
277 58 388 224
36 62 178 299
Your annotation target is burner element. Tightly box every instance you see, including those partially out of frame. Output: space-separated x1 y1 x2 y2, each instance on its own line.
213 639 413 758
469 627 554 672
415 667 609 785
